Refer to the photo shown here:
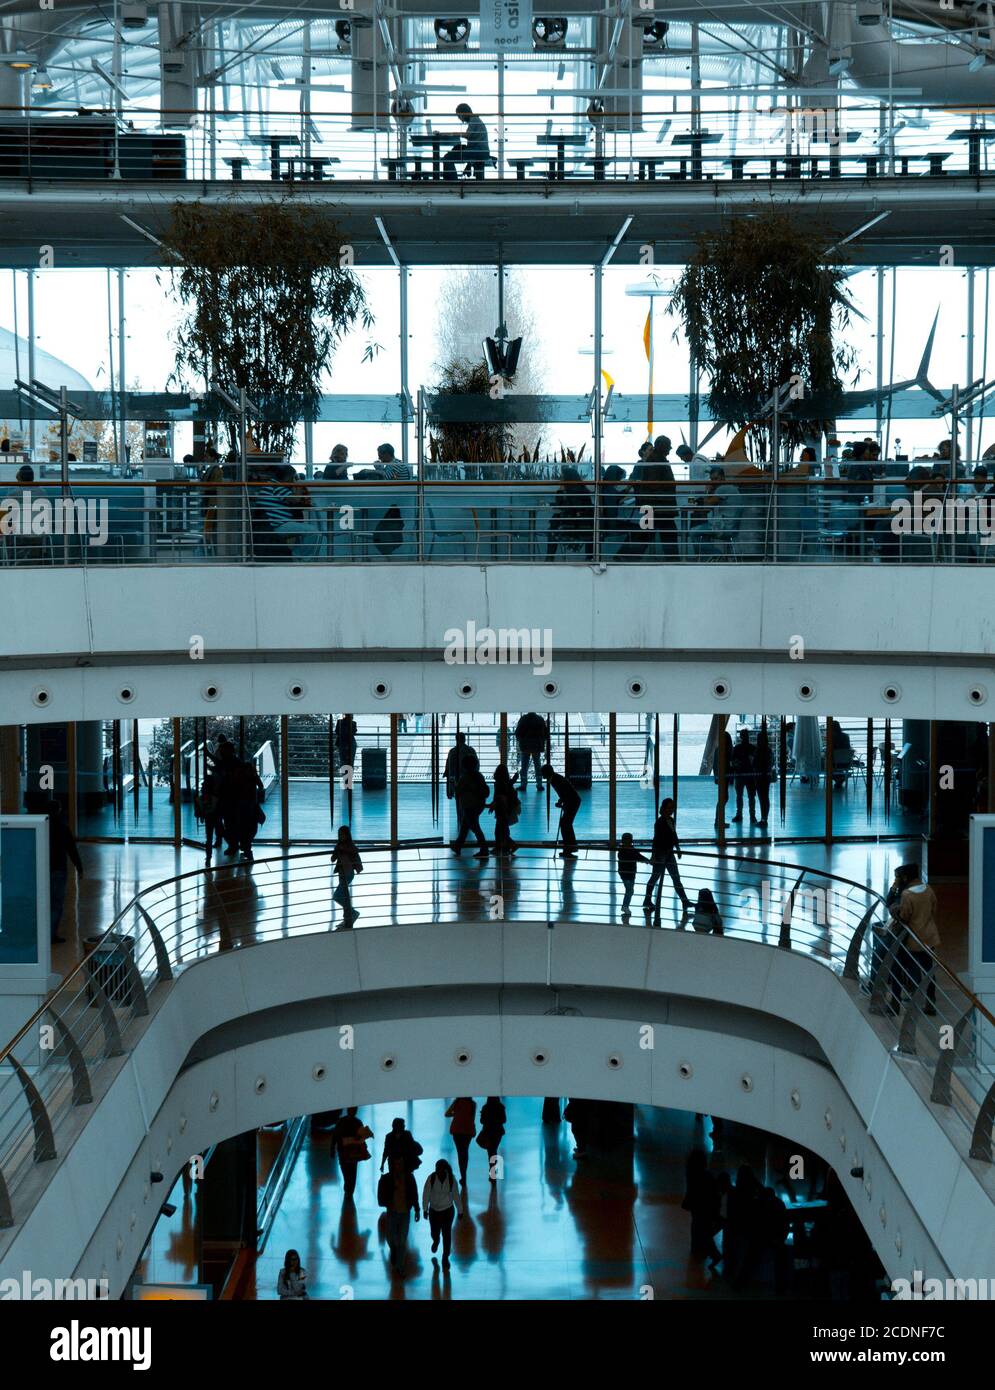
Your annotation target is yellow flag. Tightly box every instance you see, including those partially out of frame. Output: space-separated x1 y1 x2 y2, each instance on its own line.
601 368 615 389
643 308 652 361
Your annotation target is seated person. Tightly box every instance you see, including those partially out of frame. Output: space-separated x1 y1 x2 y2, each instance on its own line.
443 104 491 181
689 465 738 554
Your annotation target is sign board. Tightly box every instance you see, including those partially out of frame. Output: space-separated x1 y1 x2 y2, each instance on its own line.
969 815 995 975
479 0 532 51
0 817 50 972
82 440 98 463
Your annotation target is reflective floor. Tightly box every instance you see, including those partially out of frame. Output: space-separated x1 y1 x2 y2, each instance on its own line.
57 835 966 980
140 1099 870 1302
78 774 926 846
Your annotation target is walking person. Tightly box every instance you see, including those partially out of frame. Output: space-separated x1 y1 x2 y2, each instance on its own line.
713 725 733 829
333 1106 373 1199
423 1160 462 1268
197 768 225 860
683 1150 721 1264
730 727 757 824
542 762 581 858
643 798 691 914
377 1158 420 1274
276 1249 308 1299
334 714 358 783
617 832 650 918
381 1117 423 1174
229 756 265 863
330 824 363 924
445 1096 477 1184
514 711 549 791
754 724 774 829
24 791 84 945
451 752 489 858
477 1096 507 1180
487 763 520 856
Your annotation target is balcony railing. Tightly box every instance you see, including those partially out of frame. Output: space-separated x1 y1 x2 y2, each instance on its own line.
2 102 995 187
2 476 992 566
0 846 992 1233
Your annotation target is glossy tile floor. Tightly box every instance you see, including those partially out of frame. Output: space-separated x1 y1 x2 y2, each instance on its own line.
55 835 967 980
143 1099 845 1302
78 774 925 847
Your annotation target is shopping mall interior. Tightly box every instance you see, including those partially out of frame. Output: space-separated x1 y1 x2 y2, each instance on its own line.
1 0 995 1354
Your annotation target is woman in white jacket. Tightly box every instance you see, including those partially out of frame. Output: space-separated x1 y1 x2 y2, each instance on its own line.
422 1159 463 1269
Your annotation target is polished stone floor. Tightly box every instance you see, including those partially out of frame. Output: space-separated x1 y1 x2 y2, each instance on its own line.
78 775 925 846
54 834 966 984
140 1098 855 1302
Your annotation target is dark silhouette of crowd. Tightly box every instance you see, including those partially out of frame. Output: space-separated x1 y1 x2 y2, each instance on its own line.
198 736 266 863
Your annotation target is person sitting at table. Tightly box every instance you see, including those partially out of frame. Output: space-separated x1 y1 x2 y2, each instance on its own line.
324 443 349 478
688 465 738 556
376 442 411 481
442 103 491 182
829 719 853 790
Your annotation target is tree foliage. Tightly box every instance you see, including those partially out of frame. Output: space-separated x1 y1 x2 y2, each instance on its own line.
668 209 859 455
161 200 373 457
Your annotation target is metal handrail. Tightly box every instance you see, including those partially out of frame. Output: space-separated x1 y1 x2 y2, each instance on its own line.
0 845 991 1237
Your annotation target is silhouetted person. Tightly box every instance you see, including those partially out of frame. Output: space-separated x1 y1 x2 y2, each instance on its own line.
546 466 594 560
514 711 549 790
683 1149 721 1263
714 727 733 828
754 725 773 828
228 757 265 862
451 751 489 858
478 1097 507 1179
198 768 224 859
487 763 520 856
334 1107 373 1198
24 790 83 944
381 1117 423 1174
446 1096 477 1184
617 831 650 917
643 797 690 912
442 102 491 181
422 1159 462 1267
331 824 363 923
445 731 477 818
542 763 581 858
334 715 357 779
378 1157 419 1273
730 727 756 823
692 888 723 934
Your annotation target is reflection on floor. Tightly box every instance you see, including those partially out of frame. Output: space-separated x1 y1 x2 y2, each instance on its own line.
141 1099 872 1302
78 774 925 847
55 836 966 983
